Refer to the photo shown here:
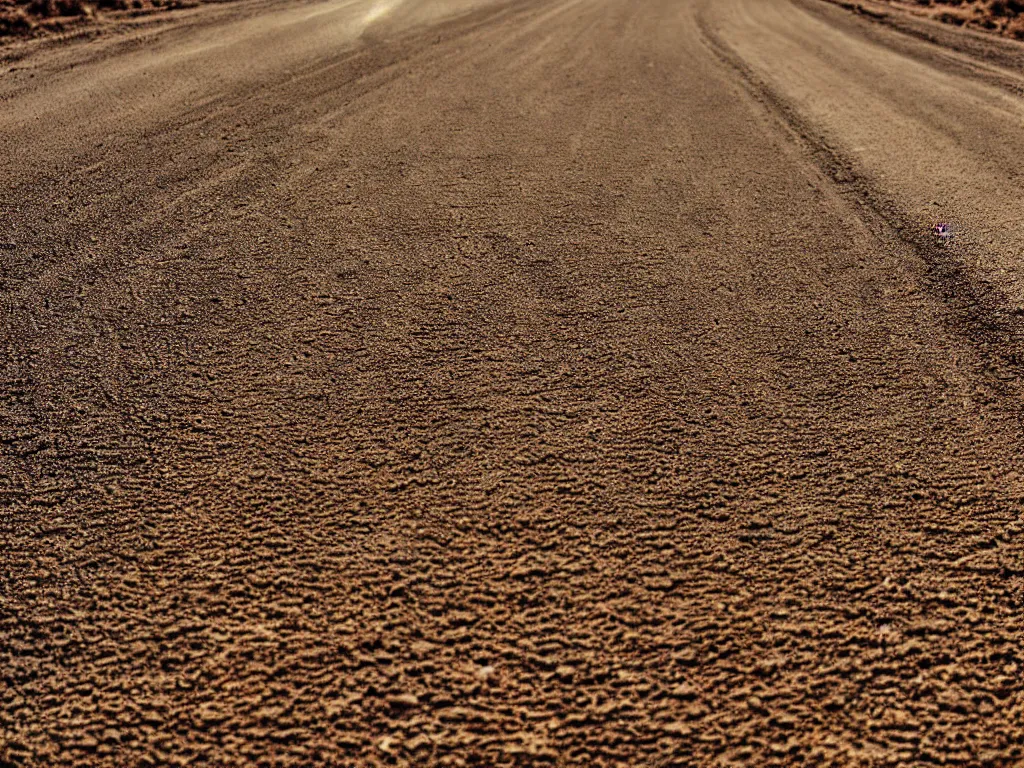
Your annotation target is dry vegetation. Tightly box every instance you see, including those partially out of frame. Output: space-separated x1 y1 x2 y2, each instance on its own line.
0 0 196 38
861 0 1024 38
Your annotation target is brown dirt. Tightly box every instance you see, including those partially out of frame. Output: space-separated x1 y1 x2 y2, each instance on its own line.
2 0 1024 766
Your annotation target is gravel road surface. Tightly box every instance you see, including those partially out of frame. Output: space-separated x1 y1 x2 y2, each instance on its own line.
3 0 1024 765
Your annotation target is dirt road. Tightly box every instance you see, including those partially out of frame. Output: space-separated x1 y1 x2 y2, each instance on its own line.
2 0 1024 764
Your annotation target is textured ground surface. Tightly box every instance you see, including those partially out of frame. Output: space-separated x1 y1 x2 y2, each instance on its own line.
3 0 1024 765
861 0 1024 40
1 0 189 40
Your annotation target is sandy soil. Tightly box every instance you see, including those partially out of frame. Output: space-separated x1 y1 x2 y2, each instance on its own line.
2 0 1024 765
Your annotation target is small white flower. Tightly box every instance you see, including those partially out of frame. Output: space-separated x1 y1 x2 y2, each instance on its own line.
933 222 955 242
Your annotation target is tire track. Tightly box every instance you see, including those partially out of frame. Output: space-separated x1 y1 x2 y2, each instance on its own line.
696 0 1024 414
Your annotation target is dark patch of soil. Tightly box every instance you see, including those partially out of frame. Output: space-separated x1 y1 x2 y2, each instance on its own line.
0 0 199 39
870 0 1024 39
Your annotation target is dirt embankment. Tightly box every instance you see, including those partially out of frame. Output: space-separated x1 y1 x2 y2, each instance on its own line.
0 0 199 38
8 0 1024 42
847 0 1024 38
